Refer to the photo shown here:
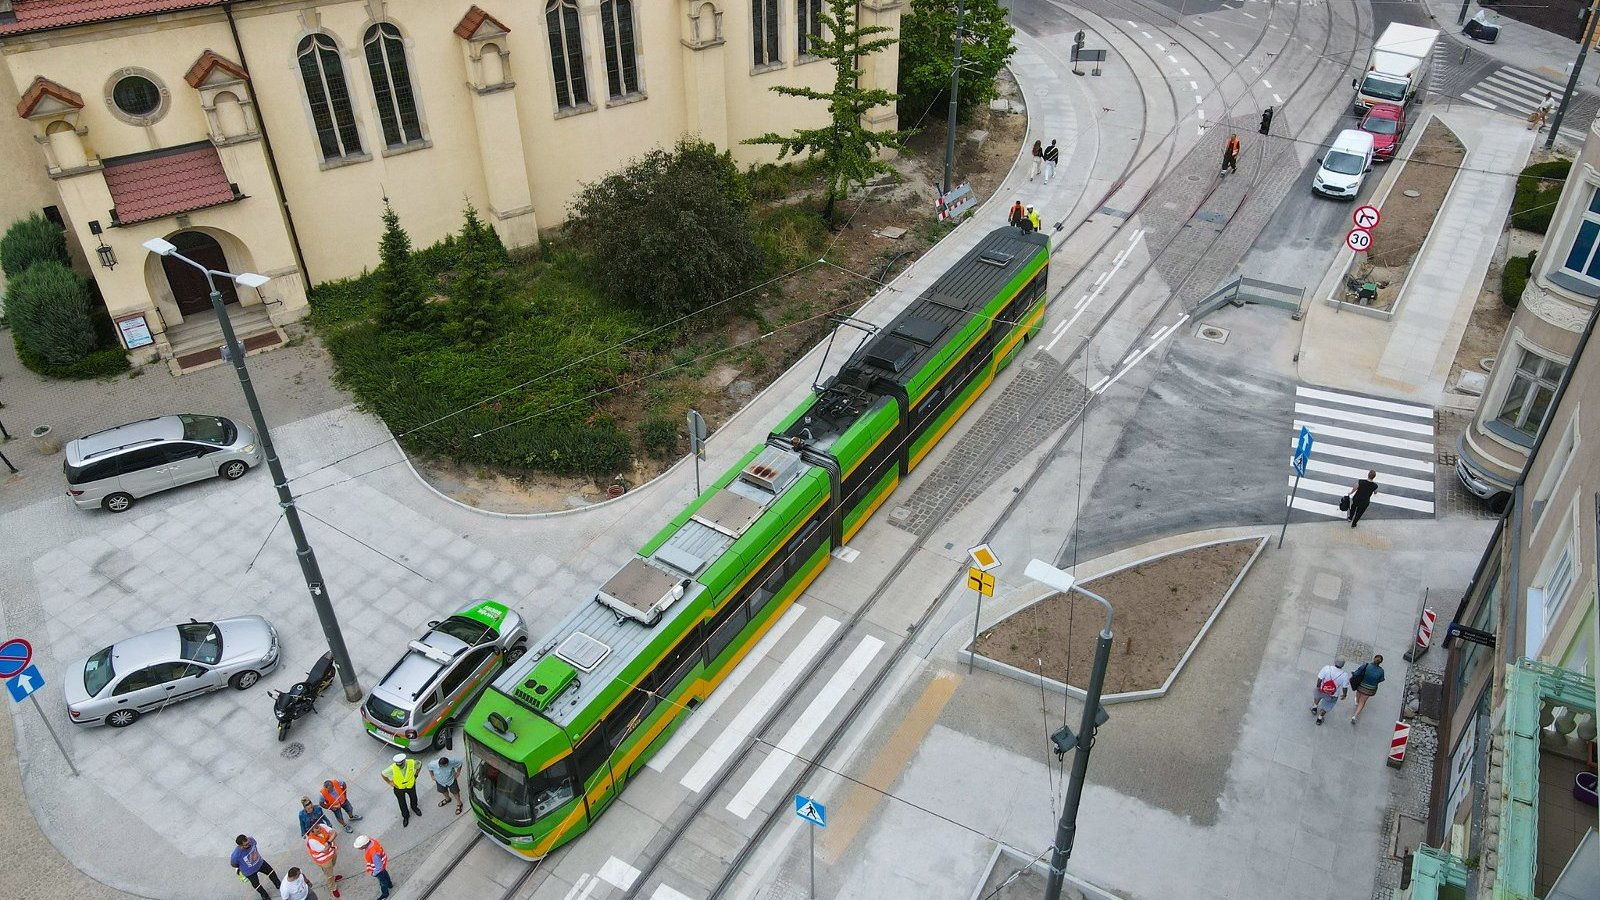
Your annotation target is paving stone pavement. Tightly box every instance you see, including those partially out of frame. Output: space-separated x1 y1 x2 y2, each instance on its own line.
0 324 349 514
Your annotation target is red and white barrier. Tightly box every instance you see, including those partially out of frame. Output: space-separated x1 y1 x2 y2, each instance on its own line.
1415 607 1437 650
1388 720 1410 768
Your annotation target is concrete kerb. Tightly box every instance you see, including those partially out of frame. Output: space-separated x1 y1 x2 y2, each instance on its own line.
969 844 1120 900
957 534 1269 704
1319 109 1453 319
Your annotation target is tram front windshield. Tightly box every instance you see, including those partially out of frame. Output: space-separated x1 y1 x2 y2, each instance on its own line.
467 736 575 827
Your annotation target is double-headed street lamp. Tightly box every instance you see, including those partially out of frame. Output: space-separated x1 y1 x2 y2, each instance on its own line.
1023 559 1114 900
142 238 363 702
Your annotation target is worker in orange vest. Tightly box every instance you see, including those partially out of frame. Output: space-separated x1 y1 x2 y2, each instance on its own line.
353 835 392 900
1222 133 1241 174
304 821 343 899
318 779 363 833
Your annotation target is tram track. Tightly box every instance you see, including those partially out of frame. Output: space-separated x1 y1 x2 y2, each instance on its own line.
623 3 1373 898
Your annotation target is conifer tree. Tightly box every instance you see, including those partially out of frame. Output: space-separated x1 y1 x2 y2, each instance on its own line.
375 202 431 331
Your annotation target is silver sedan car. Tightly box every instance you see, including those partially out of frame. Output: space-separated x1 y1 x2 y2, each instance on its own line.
65 617 280 728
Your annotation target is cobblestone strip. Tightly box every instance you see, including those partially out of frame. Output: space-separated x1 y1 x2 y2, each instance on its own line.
1371 653 1447 900
1435 410 1499 521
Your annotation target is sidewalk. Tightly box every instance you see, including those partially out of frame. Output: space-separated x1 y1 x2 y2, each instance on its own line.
816 516 1493 900
1297 105 1534 404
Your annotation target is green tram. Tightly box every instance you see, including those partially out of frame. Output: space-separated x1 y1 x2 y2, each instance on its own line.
462 227 1051 858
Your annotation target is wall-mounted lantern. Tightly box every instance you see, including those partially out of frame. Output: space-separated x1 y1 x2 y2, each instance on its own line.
88 220 116 269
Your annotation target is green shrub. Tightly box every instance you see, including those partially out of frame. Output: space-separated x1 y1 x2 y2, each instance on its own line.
639 414 683 459
1502 251 1537 309
13 338 129 379
6 261 97 368
1510 160 1571 234
0 213 70 279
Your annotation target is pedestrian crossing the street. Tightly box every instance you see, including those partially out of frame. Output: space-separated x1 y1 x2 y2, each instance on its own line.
1287 384 1436 521
1460 65 1589 146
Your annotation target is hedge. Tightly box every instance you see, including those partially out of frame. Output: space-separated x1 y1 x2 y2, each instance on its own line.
1509 160 1571 234
1501 251 1537 309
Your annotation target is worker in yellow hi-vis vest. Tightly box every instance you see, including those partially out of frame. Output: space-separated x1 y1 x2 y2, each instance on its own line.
381 753 423 826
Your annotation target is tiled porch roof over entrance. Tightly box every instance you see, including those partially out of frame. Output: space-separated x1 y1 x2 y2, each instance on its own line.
103 142 239 225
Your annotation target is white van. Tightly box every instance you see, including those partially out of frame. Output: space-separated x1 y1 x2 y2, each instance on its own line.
1312 129 1375 200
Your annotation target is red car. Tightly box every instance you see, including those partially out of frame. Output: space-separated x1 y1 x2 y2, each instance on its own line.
1359 103 1406 161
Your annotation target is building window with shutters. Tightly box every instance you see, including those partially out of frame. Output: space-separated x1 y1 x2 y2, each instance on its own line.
546 0 590 111
797 0 823 58
364 23 425 150
599 0 641 100
753 0 781 68
298 33 365 162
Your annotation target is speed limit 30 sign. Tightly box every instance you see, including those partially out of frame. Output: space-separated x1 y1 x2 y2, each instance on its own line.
1346 227 1373 253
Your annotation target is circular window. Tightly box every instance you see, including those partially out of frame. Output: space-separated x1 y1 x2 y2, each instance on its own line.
112 76 161 117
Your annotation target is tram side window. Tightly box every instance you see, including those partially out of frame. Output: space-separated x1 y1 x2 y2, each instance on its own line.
645 632 701 702
571 725 613 784
1003 273 1044 325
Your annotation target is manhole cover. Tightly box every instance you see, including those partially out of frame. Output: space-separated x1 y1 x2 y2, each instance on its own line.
1198 325 1229 343
1403 189 1421 198
282 742 305 759
889 506 912 522
1187 174 1203 183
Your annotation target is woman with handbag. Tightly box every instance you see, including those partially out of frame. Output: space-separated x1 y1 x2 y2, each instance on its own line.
1348 655 1385 725
1345 470 1378 527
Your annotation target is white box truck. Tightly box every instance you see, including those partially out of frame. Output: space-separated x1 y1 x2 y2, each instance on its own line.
1353 23 1439 113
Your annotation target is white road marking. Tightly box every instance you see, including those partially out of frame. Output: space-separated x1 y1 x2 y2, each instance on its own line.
1190 80 1199 90
1242 12 1256 19
1224 41 1236 50
563 875 594 900
653 887 695 900
1180 68 1191 76
1295 385 1433 418
1288 435 1435 471
1288 476 1435 513
1261 79 1272 89
1195 94 1204 105
1460 92 1496 110
1155 42 1166 52
678 616 840 793
726 635 885 818
1073 294 1089 311
1198 108 1207 120
1091 375 1111 393
1293 402 1433 435
1274 93 1284 104
1141 31 1153 39
1208 30 1220 37
1305 459 1435 493
1096 314 1189 394
1093 271 1109 287
1168 54 1179 63
649 604 806 772
598 858 641 890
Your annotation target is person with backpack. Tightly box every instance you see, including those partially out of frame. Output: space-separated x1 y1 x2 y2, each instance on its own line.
1042 140 1060 184
1310 657 1349 725
1347 654 1386 725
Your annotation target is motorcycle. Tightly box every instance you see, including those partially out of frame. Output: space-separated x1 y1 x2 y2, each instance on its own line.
268 651 337 741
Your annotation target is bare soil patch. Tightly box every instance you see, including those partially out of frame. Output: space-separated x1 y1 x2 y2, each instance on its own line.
973 539 1260 695
1349 119 1465 312
418 73 1027 512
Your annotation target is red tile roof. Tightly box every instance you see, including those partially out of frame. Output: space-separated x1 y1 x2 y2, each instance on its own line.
0 0 223 36
453 5 509 41
15 75 83 118
103 142 238 225
184 49 248 88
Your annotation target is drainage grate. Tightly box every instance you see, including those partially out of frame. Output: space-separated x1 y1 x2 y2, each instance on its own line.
282 742 305 759
1438 452 1457 466
1197 325 1229 344
1194 210 1227 224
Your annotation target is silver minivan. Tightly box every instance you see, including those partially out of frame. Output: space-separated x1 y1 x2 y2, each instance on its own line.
64 414 263 512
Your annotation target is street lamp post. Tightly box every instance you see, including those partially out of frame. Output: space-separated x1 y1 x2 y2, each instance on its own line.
141 238 363 702
1024 559 1114 900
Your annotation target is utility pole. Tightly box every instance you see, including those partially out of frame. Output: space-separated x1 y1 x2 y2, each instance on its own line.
942 0 967 195
1548 0 1600 151
1025 560 1115 900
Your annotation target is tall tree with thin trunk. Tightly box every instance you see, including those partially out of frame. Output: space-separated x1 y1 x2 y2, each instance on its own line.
744 0 907 225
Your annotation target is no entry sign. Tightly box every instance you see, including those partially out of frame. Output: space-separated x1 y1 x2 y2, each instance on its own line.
1346 227 1373 253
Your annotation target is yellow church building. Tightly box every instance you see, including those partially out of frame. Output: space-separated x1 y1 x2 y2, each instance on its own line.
0 0 902 372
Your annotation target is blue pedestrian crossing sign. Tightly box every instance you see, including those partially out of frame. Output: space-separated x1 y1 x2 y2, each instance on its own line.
1293 426 1314 477
7 664 43 703
795 794 826 828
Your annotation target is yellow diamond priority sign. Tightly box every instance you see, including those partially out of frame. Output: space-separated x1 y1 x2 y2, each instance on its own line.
967 543 1000 572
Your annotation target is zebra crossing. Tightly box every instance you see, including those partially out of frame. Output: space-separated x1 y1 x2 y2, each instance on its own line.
1287 384 1436 520
1460 65 1589 146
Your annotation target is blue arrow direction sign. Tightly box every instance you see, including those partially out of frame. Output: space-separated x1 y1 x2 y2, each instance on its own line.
7 664 43 703
795 794 826 828
1293 426 1314 477
0 638 32 679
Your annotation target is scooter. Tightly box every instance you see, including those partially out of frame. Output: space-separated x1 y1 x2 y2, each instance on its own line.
268 651 337 741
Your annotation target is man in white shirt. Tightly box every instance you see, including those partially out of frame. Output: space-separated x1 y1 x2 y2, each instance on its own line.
279 866 317 900
1311 657 1350 726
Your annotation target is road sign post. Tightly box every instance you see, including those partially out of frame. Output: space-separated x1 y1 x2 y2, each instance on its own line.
795 795 826 898
6 660 78 776
1280 427 1314 549
965 545 1000 673
687 409 708 495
